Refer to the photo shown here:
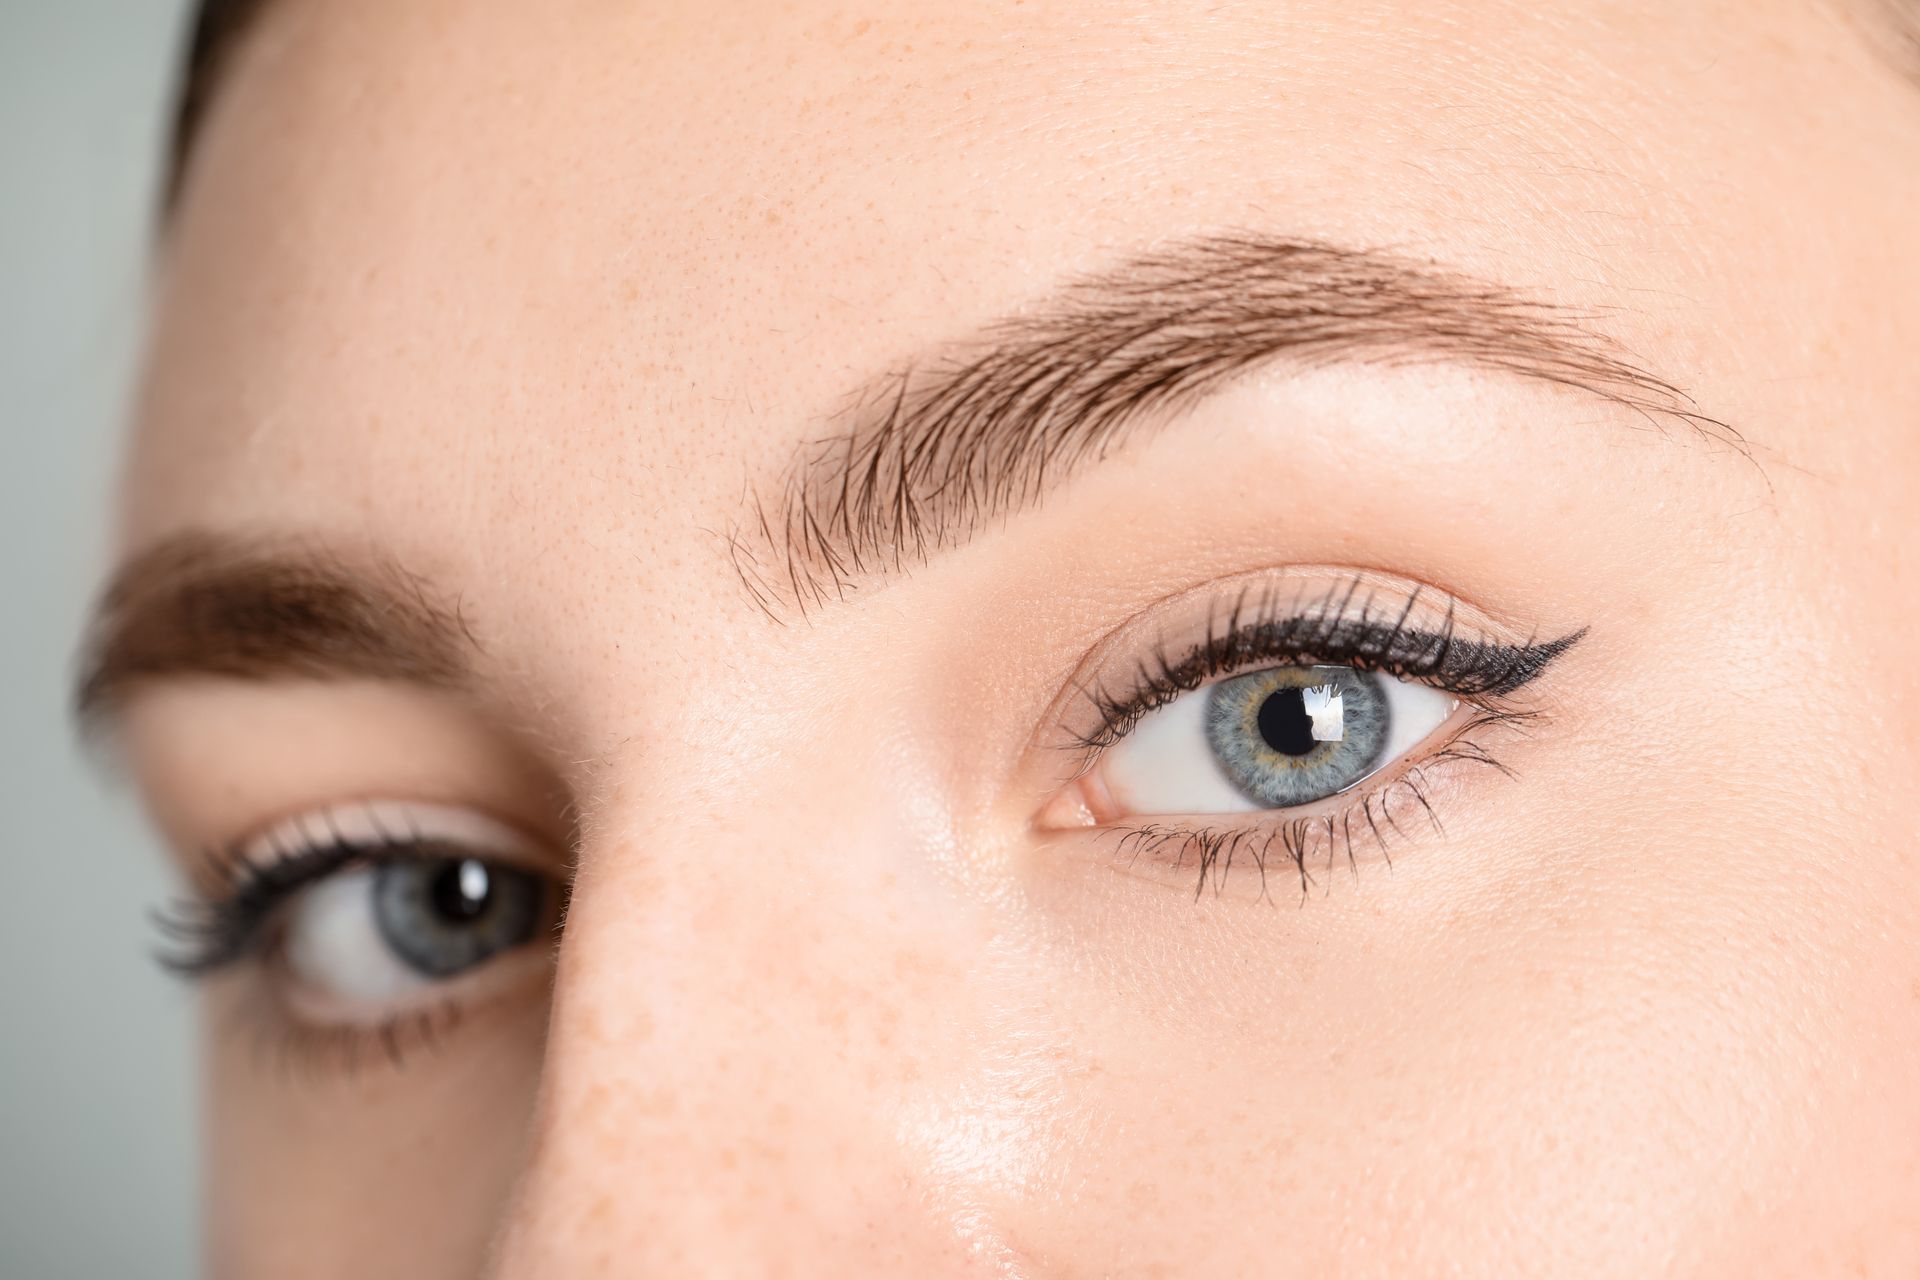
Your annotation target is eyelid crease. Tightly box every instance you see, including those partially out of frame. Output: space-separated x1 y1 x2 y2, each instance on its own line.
735 232 1749 620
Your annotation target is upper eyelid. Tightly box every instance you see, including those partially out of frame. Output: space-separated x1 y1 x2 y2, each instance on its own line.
1036 567 1563 707
1063 625 1532 760
732 233 1745 620
235 800 543 870
1044 574 1583 762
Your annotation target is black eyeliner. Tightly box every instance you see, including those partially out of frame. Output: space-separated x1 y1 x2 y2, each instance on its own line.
1070 578 1585 753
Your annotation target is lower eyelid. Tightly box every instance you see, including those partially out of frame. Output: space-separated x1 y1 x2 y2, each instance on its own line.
213 974 469 1079
1055 705 1534 898
274 927 552 1029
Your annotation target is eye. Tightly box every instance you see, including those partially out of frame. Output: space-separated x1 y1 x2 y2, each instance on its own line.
166 801 563 1029
1088 664 1458 816
282 855 554 1021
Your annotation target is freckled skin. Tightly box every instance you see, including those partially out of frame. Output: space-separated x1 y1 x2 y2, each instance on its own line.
122 0 1920 1275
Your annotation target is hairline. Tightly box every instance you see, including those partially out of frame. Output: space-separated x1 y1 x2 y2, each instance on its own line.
163 0 1920 211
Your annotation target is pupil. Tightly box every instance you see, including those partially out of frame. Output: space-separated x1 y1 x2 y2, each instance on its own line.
430 859 494 923
1257 687 1319 756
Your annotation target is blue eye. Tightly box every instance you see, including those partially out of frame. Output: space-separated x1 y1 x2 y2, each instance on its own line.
1205 667 1394 807
368 858 549 979
149 801 566 1029
1094 664 1458 816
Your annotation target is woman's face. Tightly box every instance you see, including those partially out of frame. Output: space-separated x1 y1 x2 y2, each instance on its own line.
95 0 1920 1274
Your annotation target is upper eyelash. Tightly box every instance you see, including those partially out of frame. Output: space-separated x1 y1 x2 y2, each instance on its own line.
1065 576 1585 756
154 831 456 979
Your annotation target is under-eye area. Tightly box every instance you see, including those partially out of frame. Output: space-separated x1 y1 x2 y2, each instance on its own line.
1036 568 1583 900
156 800 567 1074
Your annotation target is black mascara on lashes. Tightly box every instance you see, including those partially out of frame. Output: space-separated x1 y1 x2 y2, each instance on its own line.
1069 577 1586 753
154 834 467 978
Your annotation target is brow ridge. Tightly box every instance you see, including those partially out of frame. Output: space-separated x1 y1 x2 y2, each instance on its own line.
730 232 1743 620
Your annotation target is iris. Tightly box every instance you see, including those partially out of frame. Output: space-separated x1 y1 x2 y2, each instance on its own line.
1204 666 1391 807
371 858 547 978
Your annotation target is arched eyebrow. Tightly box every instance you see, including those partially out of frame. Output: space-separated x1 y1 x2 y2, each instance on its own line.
73 533 477 729
77 233 1741 720
729 232 1745 619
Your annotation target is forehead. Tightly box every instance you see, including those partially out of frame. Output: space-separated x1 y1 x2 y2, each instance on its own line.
131 0 1915 550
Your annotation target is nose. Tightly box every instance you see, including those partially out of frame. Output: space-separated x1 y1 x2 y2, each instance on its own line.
487 747 1041 1276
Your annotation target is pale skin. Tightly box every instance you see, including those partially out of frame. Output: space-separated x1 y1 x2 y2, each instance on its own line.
98 0 1920 1274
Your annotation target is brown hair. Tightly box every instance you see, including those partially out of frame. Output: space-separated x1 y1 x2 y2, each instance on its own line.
166 0 273 209
164 0 1920 213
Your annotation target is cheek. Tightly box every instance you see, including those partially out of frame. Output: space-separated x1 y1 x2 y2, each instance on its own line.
206 989 549 1280
980 903 1854 1275
998 689 1920 1274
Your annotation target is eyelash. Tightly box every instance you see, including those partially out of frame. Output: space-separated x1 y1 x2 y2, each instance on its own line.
153 580 1570 1057
155 833 516 1077
157 833 414 978
225 989 469 1082
1063 578 1581 899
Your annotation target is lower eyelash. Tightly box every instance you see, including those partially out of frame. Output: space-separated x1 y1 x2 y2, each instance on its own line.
1095 705 1535 901
214 976 467 1083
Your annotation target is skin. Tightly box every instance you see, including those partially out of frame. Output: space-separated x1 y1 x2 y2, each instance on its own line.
107 0 1920 1274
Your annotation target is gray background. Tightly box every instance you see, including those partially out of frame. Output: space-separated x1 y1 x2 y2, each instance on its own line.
1 1 199 1276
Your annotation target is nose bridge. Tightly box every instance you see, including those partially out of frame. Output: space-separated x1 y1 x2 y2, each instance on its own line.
490 736 1000 1275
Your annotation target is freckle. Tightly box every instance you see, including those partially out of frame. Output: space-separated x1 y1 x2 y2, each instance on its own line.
583 1193 617 1231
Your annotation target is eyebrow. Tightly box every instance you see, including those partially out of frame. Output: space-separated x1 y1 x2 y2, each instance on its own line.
730 231 1742 618
168 0 280 211
74 533 477 726
1850 0 1920 88
81 233 1736 715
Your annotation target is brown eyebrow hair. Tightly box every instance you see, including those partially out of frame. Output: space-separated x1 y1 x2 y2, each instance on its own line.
729 232 1747 619
74 533 477 726
167 0 278 211
77 235 1736 717
1852 0 1920 84
78 234 1738 719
